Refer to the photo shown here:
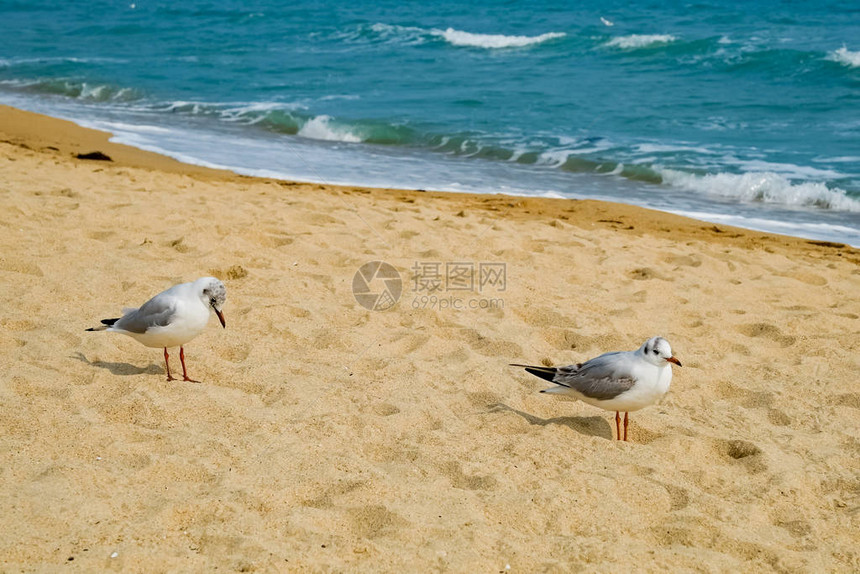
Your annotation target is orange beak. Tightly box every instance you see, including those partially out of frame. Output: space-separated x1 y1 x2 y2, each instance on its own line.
214 308 226 328
667 356 682 367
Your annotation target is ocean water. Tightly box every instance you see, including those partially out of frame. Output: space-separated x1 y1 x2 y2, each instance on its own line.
1 0 859 244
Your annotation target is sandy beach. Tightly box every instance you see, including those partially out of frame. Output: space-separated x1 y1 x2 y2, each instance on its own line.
0 104 858 571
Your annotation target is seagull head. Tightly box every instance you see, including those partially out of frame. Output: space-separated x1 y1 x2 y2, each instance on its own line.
641 336 681 367
196 277 227 328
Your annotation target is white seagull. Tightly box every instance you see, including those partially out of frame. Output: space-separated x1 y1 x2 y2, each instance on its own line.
511 336 681 441
87 277 227 382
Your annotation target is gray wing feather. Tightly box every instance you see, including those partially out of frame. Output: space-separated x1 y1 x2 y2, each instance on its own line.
113 294 177 334
551 351 636 400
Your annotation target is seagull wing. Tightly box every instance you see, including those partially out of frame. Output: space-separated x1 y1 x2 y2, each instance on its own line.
113 293 177 334
550 351 636 400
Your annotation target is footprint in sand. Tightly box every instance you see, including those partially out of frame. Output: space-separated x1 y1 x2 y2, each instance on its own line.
303 480 366 509
209 265 248 280
87 230 115 241
830 393 860 409
439 461 498 491
455 328 522 358
630 267 670 281
466 390 505 408
774 270 827 286
715 380 791 427
95 390 165 430
0 258 43 276
386 331 430 356
774 519 812 538
254 233 294 248
166 237 191 253
304 212 345 226
371 402 400 416
347 504 408 539
1 318 39 331
713 438 767 474
221 342 251 363
644 480 690 511
663 254 702 268
736 322 796 347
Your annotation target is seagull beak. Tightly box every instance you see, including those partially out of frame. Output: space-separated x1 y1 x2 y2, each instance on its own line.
214 308 226 328
666 356 682 367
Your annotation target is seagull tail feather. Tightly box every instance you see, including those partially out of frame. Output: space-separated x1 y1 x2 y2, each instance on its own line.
86 317 120 332
509 363 558 383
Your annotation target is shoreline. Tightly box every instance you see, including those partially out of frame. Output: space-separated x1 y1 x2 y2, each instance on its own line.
1 102 858 571
2 94 858 249
1 104 855 256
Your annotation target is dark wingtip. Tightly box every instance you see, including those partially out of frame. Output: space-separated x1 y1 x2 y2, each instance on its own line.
510 364 559 383
524 367 558 383
100 318 120 326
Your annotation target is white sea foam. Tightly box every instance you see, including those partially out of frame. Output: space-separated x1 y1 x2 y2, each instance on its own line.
298 115 362 143
665 209 860 246
660 169 860 212
95 121 171 134
536 150 571 167
816 155 860 164
319 94 360 102
726 158 846 181
605 34 676 49
217 101 306 124
367 23 428 45
80 83 110 101
432 28 565 49
636 143 716 155
827 46 860 68
230 101 302 112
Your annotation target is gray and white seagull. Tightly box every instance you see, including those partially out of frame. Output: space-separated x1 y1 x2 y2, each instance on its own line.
87 277 227 382
511 336 681 441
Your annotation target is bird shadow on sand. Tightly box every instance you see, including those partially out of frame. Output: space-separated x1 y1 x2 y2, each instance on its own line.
72 352 163 377
489 403 613 440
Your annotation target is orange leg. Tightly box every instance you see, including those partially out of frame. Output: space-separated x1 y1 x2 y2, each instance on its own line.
179 346 200 383
615 412 621 440
623 412 629 442
164 348 176 381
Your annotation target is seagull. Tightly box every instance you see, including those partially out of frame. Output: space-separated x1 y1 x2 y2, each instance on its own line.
600 16 614 27
511 336 681 441
87 277 227 382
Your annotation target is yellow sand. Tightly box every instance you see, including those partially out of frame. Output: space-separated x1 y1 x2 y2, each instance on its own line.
0 104 858 572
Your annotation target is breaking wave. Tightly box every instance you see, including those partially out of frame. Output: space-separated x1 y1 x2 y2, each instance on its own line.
605 34 677 49
660 169 860 212
432 28 566 49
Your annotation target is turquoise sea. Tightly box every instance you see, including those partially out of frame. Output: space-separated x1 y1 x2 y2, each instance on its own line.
1 1 859 244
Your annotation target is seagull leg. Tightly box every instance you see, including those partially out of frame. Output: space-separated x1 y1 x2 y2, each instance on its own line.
164 348 176 381
615 411 621 441
623 412 629 442
179 346 200 383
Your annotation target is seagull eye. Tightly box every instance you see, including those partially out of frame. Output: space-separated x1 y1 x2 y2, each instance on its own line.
210 297 217 306
652 349 658 354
